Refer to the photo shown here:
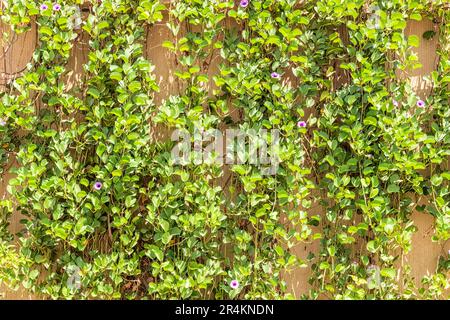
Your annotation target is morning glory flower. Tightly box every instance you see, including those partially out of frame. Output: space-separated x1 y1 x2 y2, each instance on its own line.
53 3 61 11
230 280 239 289
240 0 249 8
392 99 399 107
0 118 6 126
40 4 48 10
416 100 425 108
297 121 306 128
94 182 102 190
271 72 280 79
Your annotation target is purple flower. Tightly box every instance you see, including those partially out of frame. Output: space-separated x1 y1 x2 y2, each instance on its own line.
297 121 306 128
93 181 102 190
392 99 399 107
416 99 425 108
240 0 249 8
271 72 280 79
230 280 239 289
0 118 6 126
53 3 61 11
40 4 48 10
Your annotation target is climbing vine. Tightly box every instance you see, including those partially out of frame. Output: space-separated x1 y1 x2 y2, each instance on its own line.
0 0 448 299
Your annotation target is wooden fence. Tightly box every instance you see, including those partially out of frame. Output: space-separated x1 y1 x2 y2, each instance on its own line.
0 11 448 299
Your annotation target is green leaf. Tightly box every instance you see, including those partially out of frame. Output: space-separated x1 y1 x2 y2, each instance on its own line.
54 226 68 240
29 269 39 280
327 245 336 257
127 132 139 140
387 184 400 193
110 72 122 81
319 262 330 270
367 240 378 253
80 178 89 187
441 172 450 180
380 268 396 279
408 35 420 47
40 26 53 36
274 245 284 256
120 234 131 245
323 155 335 166
112 169 122 177
87 87 100 99
96 143 106 158
422 30 436 40
97 21 110 30
189 66 200 74
431 175 443 186
361 255 369 266
363 116 377 126
147 245 164 262
118 93 129 103
335 264 345 273
125 195 136 208
162 40 175 50
409 13 422 21
128 81 142 93
161 232 172 245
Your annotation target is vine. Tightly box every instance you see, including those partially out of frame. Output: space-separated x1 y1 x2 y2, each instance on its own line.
0 0 448 300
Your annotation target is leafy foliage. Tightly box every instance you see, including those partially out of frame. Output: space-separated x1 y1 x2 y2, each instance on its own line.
0 0 448 299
